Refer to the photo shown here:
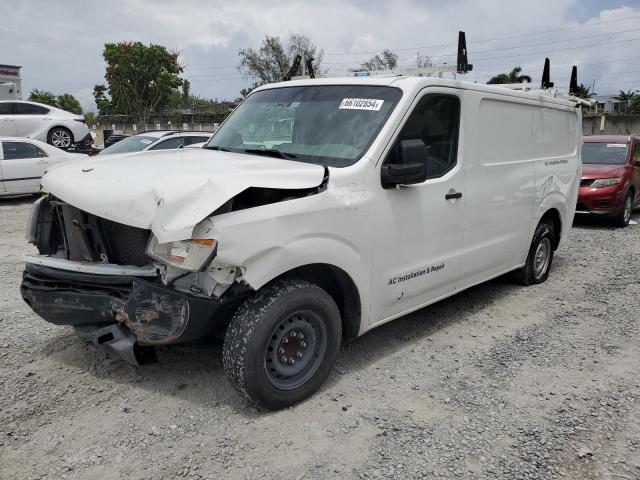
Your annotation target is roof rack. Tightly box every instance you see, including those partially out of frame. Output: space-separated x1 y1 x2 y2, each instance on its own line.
497 59 595 108
289 31 473 81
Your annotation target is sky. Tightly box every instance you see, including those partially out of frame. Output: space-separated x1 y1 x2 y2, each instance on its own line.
1 0 640 112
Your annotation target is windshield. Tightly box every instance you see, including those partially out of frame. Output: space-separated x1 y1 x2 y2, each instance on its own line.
100 136 156 155
582 142 629 165
205 85 402 167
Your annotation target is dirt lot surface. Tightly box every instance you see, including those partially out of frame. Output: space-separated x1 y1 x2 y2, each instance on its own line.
1 196 639 480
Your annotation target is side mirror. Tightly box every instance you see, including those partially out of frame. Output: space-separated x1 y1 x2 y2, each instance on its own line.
381 139 428 189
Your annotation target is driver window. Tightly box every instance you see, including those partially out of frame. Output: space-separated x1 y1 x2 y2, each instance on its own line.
386 94 460 179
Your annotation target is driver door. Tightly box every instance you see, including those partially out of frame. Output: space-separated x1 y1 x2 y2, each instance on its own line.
371 89 466 323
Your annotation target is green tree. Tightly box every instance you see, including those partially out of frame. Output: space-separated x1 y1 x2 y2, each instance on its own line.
28 89 59 107
240 81 261 98
83 111 97 126
613 89 636 113
100 42 184 123
239 36 293 84
626 95 640 114
92 84 114 116
57 93 82 114
238 34 324 90
356 50 399 72
571 83 593 99
487 66 532 85
181 79 191 107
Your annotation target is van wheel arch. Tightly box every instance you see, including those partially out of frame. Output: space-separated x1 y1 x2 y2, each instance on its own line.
541 208 561 250
270 264 362 340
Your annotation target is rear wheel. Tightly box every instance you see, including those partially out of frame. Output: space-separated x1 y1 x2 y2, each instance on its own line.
223 279 341 410
514 220 556 286
614 190 633 228
47 127 73 149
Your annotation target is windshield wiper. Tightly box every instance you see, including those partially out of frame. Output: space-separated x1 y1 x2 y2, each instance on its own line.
204 145 230 152
241 148 298 160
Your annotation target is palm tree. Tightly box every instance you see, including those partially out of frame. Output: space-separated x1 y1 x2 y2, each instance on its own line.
572 83 593 100
487 66 532 85
613 89 636 113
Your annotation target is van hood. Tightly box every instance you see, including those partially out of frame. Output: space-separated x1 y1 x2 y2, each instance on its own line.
581 164 628 180
41 149 325 243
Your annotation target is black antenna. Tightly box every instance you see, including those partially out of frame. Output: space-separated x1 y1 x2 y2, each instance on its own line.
569 66 578 94
284 55 302 81
541 58 554 89
305 57 315 79
456 31 473 73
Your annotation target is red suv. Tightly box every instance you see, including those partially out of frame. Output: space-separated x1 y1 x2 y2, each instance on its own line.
577 135 640 227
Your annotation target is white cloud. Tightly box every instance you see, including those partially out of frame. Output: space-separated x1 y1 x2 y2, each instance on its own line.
1 0 638 103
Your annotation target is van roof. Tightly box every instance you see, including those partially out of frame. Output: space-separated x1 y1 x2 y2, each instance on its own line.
254 76 578 109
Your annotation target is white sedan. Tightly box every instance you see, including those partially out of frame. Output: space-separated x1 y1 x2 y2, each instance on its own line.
0 137 87 196
0 100 90 149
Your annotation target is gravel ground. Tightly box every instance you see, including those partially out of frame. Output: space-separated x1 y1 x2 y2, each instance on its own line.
1 196 639 480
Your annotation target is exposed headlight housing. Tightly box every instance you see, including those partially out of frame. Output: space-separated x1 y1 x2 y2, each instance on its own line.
147 236 218 271
591 177 621 188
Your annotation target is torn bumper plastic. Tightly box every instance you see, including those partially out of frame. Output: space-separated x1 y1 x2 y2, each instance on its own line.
20 263 248 362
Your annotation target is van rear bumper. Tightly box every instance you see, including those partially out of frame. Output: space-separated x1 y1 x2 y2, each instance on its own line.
20 263 248 346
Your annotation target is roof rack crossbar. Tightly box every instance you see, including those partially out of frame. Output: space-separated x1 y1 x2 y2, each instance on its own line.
292 31 472 80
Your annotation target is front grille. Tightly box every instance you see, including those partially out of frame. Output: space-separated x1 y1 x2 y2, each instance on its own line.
580 179 594 187
576 202 589 211
39 197 152 266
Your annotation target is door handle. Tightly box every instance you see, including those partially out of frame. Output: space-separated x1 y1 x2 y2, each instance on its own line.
445 191 463 200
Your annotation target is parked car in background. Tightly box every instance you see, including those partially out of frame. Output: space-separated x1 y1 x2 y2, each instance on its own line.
104 133 129 149
0 137 87 195
184 141 206 149
98 131 212 155
0 100 90 149
577 135 640 227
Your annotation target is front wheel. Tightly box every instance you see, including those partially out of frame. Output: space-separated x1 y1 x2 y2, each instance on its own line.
614 190 633 228
223 280 341 410
514 221 556 286
47 127 73 149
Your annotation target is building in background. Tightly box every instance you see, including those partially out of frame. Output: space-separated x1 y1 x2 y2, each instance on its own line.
0 64 22 100
593 95 626 114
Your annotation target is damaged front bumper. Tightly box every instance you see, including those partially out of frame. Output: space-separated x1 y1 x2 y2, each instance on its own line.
20 260 249 364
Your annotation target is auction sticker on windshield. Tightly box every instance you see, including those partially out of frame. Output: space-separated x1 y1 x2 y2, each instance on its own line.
339 98 384 111
607 144 626 148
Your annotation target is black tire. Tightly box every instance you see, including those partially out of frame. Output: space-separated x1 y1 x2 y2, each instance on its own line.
614 190 633 228
223 279 341 410
514 220 556 286
47 127 73 149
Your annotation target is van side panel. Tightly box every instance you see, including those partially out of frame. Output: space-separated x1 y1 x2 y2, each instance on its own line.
458 96 537 288
530 107 581 247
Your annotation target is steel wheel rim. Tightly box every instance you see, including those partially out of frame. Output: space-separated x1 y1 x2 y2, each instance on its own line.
51 130 71 147
264 310 327 390
533 237 551 279
623 195 632 223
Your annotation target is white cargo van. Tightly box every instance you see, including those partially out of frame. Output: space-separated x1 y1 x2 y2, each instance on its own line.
21 76 581 409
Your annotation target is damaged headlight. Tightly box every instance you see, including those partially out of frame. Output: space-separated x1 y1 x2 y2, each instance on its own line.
146 236 218 271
